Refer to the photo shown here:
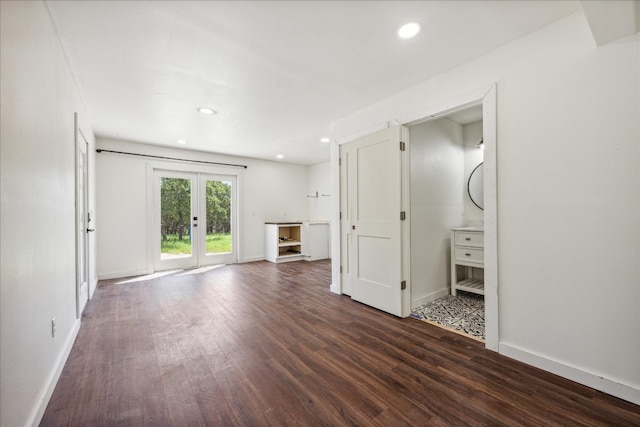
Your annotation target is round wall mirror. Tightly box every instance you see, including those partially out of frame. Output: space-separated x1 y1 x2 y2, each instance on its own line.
468 162 484 210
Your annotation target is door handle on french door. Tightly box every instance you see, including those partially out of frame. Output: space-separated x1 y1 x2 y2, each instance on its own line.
193 223 198 227
86 228 94 233
352 225 356 230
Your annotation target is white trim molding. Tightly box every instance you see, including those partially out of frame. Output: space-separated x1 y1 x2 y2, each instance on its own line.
98 269 150 281
412 288 450 310
500 343 640 406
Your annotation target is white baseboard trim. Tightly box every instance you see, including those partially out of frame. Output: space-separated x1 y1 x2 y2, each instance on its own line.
242 256 265 263
411 288 450 309
89 276 98 299
98 268 150 280
98 260 271 280
330 283 340 294
29 317 81 427
499 343 640 406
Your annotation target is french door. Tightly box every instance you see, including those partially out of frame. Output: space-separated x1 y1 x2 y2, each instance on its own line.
154 170 237 271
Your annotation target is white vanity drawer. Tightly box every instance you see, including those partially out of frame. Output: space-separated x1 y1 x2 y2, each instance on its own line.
454 247 484 264
454 232 483 248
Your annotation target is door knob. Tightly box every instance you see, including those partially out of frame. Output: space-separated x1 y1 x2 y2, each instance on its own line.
352 225 356 230
86 228 94 233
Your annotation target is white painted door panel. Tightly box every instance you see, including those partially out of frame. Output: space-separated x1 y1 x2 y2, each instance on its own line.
344 126 404 316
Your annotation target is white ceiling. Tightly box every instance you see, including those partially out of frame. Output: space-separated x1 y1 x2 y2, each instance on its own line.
46 0 581 165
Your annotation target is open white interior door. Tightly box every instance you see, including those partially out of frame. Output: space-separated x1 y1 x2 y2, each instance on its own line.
339 143 353 296
341 125 405 317
75 114 89 318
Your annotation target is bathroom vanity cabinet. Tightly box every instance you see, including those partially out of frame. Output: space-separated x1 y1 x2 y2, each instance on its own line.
451 227 484 295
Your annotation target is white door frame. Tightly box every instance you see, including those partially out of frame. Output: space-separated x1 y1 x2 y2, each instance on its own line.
146 161 242 273
331 84 498 351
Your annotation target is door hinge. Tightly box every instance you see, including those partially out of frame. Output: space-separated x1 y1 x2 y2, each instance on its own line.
400 141 405 151
339 157 342 166
401 280 406 290
340 266 343 274
400 211 406 220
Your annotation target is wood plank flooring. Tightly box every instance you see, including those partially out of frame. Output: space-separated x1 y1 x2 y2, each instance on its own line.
41 260 640 426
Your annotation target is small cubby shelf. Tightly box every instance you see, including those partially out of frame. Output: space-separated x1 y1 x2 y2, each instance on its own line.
265 222 305 263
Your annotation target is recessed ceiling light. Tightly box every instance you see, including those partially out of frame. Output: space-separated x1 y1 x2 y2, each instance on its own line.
197 107 217 115
276 154 284 159
320 137 330 143
398 22 421 39
177 139 187 145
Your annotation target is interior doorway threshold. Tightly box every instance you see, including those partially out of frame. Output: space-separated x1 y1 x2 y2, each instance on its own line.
410 292 485 342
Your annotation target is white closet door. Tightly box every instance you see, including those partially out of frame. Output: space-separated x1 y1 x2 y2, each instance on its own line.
343 126 404 317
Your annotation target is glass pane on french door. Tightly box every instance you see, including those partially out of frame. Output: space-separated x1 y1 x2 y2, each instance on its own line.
200 174 236 265
155 171 198 271
204 179 232 255
160 176 193 259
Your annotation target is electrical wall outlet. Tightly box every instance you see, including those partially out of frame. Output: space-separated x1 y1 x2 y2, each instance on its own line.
51 317 56 338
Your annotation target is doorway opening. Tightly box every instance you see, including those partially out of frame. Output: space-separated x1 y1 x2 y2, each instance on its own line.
407 105 485 341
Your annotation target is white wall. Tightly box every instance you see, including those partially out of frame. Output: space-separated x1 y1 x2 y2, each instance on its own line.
409 118 465 307
463 121 484 225
96 138 309 278
0 2 97 426
331 12 640 403
307 161 332 221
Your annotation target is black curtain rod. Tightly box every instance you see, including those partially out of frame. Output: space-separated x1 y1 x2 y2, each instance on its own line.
95 149 248 169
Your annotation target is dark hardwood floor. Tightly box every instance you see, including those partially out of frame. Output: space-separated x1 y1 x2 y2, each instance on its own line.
42 260 639 426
